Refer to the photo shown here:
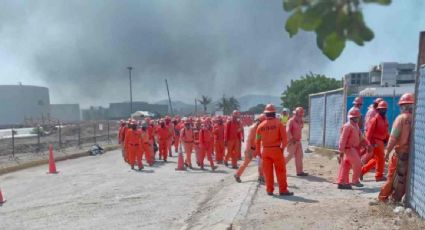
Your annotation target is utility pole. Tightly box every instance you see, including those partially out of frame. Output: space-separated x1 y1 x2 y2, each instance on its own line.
165 79 174 115
195 98 198 115
127 66 133 115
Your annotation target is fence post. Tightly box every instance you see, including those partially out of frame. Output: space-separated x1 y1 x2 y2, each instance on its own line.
94 122 97 144
107 120 111 144
37 125 40 153
78 123 81 149
322 93 328 147
11 126 15 158
58 121 62 150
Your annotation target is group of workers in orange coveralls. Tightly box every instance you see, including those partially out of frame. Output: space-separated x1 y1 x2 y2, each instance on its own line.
117 92 414 200
338 93 414 203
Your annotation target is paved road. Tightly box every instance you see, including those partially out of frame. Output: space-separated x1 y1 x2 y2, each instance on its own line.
0 147 257 230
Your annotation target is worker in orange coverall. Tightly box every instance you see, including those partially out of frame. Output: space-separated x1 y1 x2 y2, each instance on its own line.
180 118 194 169
213 116 225 164
156 120 171 162
193 119 202 166
256 104 293 196
164 116 175 157
234 114 265 183
361 98 384 163
173 116 183 153
349 96 364 130
379 93 414 202
118 120 127 160
337 108 371 189
199 118 216 171
285 107 308 176
224 110 243 169
361 100 389 181
140 122 154 166
124 121 143 170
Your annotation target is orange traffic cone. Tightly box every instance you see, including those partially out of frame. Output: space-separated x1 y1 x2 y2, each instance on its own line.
175 143 186 171
48 144 59 174
0 188 6 205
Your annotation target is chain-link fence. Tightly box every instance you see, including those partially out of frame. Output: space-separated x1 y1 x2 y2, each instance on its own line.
308 89 345 149
0 120 119 159
408 66 425 219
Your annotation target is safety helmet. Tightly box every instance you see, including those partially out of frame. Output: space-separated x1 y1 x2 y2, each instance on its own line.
281 108 290 113
232 110 240 117
377 101 388 109
159 119 165 124
398 93 415 105
353 96 363 105
348 107 361 118
295 107 304 116
263 104 276 113
165 116 171 121
374 98 384 104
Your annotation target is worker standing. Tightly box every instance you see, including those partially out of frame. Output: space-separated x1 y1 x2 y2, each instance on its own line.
180 118 194 169
165 116 175 157
235 114 265 183
378 93 414 202
193 119 201 166
361 101 389 181
213 116 225 164
156 120 171 162
337 108 370 189
256 104 293 196
224 110 243 169
124 120 143 170
280 108 290 126
199 118 216 171
365 98 384 132
140 122 154 166
349 96 364 130
285 107 308 176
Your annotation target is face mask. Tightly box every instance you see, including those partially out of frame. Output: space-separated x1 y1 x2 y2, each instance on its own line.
161 124 165 128
378 110 387 117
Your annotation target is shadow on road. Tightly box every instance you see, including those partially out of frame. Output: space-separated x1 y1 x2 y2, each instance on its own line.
288 174 330 183
273 195 319 203
357 186 381 194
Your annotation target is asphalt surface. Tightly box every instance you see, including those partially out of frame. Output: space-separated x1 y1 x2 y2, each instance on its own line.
0 147 257 230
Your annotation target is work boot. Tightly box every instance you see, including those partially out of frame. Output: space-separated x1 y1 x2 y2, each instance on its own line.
138 166 144 171
376 176 387 182
352 182 364 188
258 176 265 184
360 175 364 181
267 192 274 196
189 164 193 169
279 191 294 196
337 184 352 190
212 166 218 171
184 162 188 168
200 165 205 170
131 165 135 170
296 172 309 177
232 165 239 169
234 174 242 183
224 162 229 167
164 159 167 162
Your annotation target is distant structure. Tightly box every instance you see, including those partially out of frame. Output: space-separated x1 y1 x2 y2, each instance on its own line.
108 102 168 120
81 106 109 121
0 85 50 126
50 104 81 122
344 62 416 96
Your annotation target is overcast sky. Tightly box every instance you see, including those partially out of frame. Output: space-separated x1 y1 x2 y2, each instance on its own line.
0 0 424 108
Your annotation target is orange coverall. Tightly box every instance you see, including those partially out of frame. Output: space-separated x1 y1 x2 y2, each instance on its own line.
124 128 143 169
236 123 262 177
224 120 243 167
213 123 225 163
194 127 201 165
166 123 175 156
379 112 412 202
199 126 215 169
256 118 289 194
156 126 171 161
361 114 389 180
141 130 153 166
285 116 304 174
181 127 194 167
174 122 184 152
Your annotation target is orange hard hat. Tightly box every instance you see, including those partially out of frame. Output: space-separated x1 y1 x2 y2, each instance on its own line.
232 110 240 117
353 96 363 105
374 98 384 104
348 107 361 118
263 104 276 113
398 93 415 105
377 101 388 109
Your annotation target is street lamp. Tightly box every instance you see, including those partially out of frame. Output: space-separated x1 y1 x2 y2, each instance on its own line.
127 66 133 115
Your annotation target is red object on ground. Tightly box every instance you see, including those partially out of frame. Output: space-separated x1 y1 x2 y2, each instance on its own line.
0 188 6 204
48 144 58 174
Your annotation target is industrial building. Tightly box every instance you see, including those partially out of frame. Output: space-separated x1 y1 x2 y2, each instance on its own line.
108 102 168 119
0 85 50 126
50 104 81 122
344 62 416 96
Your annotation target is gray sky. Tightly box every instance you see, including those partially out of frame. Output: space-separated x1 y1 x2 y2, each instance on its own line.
0 0 424 108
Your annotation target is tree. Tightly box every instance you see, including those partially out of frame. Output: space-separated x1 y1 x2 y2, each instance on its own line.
217 95 240 115
283 0 391 60
197 95 212 112
247 104 266 114
281 73 341 113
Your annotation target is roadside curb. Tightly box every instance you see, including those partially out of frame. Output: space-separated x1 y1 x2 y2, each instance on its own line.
230 179 260 230
0 145 120 176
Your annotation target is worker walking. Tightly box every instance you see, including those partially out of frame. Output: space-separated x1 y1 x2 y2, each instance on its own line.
365 98 384 132
285 107 308 176
165 116 175 157
224 110 243 169
124 121 143 170
234 114 265 183
156 120 171 162
280 108 290 126
379 93 414 202
213 116 225 164
181 118 195 169
140 122 154 166
199 118 216 171
193 119 201 166
337 108 370 189
349 96 364 130
361 100 389 181
256 104 293 196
